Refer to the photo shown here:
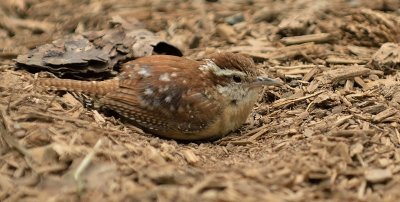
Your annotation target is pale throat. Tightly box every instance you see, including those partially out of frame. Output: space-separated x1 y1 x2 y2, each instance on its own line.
216 84 252 103
219 87 261 135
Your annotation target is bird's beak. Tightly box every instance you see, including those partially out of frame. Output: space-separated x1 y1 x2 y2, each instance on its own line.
249 76 283 88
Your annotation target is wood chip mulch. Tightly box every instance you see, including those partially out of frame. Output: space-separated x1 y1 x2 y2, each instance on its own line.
1 0 400 201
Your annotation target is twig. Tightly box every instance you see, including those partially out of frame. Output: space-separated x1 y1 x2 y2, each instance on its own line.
74 139 103 180
74 139 103 191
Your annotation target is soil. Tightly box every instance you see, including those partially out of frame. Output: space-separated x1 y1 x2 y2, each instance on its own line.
1 0 400 201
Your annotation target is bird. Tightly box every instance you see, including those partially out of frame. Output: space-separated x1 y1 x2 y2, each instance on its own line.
35 52 282 140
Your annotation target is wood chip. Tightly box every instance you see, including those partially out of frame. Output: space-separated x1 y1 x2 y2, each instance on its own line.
362 104 386 115
333 115 353 127
281 33 332 45
347 45 375 57
182 149 200 165
324 66 371 83
354 76 369 89
344 79 354 91
276 68 312 78
245 43 323 61
330 130 375 137
371 42 400 71
28 145 59 166
92 110 106 124
63 93 82 107
365 169 392 183
326 56 367 64
302 67 320 82
272 91 324 108
216 24 237 44
350 143 364 157
373 108 398 123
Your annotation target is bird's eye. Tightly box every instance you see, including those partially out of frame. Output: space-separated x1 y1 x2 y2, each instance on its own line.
232 75 242 83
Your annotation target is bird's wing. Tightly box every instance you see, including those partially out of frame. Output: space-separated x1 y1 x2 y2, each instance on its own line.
101 60 222 134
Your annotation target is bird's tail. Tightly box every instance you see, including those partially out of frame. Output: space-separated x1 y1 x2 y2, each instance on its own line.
35 78 119 96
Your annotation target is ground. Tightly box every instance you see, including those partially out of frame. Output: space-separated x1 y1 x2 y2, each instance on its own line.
1 0 400 201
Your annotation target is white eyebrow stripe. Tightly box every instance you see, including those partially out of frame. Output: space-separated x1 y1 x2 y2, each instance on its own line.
214 69 246 77
199 59 246 77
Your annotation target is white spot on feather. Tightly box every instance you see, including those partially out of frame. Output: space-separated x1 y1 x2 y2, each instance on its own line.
138 67 151 77
144 88 153 95
159 86 169 92
159 73 171 82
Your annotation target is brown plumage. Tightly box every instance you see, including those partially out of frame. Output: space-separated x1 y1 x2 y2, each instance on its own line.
36 53 281 140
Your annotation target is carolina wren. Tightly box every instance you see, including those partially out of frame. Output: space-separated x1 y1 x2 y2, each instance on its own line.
36 52 281 140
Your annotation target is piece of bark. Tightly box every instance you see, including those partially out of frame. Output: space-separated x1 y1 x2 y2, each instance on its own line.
16 27 182 79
